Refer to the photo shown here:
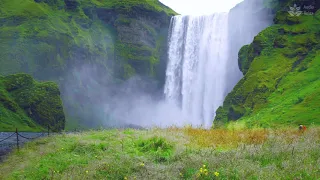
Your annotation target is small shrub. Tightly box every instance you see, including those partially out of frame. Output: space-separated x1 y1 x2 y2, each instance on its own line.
136 136 174 162
68 141 106 155
273 36 287 48
294 96 304 104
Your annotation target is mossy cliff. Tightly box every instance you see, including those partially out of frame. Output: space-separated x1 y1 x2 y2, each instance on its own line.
214 0 320 128
0 0 176 80
0 73 65 131
0 0 176 129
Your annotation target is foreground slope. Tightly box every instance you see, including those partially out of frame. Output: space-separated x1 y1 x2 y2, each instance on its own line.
0 128 319 179
0 73 65 131
214 2 320 127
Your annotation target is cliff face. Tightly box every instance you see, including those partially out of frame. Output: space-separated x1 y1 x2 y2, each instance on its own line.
0 0 175 80
0 73 65 131
226 0 274 93
0 0 176 128
99 4 173 82
214 0 320 128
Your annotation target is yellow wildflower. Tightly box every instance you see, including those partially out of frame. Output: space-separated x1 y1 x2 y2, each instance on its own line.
140 162 145 167
124 177 128 180
86 170 89 174
203 164 206 168
179 172 183 177
214 172 219 177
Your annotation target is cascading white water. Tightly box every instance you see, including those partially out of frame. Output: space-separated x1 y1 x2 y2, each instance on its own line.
164 13 229 128
164 0 273 128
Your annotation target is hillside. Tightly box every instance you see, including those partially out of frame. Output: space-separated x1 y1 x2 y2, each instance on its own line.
0 0 177 129
0 73 65 132
214 1 320 128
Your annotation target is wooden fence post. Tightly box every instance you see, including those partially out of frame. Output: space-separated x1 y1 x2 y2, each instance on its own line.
16 128 19 151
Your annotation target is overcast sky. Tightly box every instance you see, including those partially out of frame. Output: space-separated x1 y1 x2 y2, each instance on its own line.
159 0 244 15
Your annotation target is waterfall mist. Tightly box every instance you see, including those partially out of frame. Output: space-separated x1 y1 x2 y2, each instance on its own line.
62 64 186 129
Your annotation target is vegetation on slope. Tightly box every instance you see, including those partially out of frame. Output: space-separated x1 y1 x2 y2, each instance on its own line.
214 2 320 128
0 73 65 132
0 127 319 179
79 0 177 16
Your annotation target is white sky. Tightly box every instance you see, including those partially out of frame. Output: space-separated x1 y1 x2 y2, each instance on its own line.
159 0 244 15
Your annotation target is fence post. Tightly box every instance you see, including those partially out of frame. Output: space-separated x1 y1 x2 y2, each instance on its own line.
16 128 19 151
47 125 50 136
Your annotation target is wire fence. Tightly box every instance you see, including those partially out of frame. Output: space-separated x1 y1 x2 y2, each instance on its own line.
0 126 51 151
16 132 46 140
0 127 86 160
0 133 16 143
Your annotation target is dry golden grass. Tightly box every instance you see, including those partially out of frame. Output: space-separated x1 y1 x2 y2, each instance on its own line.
181 126 317 149
183 128 269 149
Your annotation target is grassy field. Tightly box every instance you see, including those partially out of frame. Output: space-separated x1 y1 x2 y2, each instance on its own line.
0 127 319 179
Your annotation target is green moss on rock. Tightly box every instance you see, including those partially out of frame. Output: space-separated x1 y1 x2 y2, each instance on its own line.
0 73 65 131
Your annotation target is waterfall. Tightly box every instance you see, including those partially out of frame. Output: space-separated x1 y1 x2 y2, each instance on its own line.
164 0 273 128
164 14 229 128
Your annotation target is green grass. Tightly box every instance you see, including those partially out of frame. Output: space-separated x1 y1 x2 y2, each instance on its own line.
243 53 320 127
80 0 177 16
0 104 43 132
0 127 319 179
